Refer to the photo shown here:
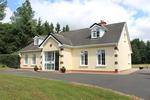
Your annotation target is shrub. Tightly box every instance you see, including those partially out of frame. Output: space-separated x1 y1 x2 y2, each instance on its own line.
0 54 20 68
0 64 8 68
60 67 66 73
34 66 38 71
139 67 144 70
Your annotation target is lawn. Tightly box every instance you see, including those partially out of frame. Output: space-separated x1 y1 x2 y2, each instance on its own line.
0 74 134 100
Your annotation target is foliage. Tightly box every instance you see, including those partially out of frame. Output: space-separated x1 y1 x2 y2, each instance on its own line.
0 74 132 100
0 0 7 20
65 24 70 32
0 54 20 68
60 66 66 73
34 65 38 71
62 25 70 32
11 0 36 49
36 18 44 35
0 23 18 54
55 22 60 33
131 39 150 64
0 0 71 54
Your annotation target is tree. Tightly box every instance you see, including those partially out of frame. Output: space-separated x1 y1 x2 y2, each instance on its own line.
36 18 44 35
11 0 35 48
43 21 50 35
49 23 54 33
55 22 60 33
62 26 66 32
146 41 150 63
65 25 70 32
0 0 7 20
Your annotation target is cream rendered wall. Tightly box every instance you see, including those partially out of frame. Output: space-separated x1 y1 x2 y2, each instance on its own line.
71 46 116 71
20 51 41 68
59 48 73 70
117 25 132 71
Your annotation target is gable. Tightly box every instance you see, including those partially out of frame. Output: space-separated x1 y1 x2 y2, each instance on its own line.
39 34 62 48
42 36 60 51
118 23 132 53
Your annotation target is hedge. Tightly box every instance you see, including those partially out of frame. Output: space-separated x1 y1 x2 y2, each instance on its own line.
0 54 20 68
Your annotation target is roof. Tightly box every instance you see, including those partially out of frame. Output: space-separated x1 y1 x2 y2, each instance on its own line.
54 22 125 46
20 35 47 52
20 22 126 52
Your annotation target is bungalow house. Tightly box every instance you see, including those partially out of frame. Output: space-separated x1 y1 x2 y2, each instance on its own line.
20 21 132 73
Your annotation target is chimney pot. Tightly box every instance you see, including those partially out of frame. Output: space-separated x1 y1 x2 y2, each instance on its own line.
98 20 107 26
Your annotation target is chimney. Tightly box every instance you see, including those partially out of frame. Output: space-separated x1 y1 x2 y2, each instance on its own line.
98 20 107 26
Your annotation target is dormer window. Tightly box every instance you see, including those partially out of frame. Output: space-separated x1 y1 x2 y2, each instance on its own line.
34 36 44 45
91 27 105 39
90 21 107 39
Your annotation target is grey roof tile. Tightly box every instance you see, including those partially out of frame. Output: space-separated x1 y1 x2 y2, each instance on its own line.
20 22 126 52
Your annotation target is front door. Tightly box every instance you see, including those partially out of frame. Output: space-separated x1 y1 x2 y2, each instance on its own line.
45 51 55 70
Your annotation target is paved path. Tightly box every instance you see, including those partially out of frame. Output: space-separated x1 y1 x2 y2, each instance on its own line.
0 69 150 100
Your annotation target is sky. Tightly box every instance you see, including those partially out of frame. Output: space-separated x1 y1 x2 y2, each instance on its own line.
2 0 150 41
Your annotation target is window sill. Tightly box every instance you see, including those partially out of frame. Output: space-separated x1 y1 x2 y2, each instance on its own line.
80 65 88 68
31 64 36 66
96 65 106 68
23 64 28 66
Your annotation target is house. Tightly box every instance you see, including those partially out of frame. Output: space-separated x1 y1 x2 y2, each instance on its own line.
19 21 132 73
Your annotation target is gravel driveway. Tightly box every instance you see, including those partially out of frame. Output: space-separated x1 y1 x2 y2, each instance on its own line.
0 69 150 100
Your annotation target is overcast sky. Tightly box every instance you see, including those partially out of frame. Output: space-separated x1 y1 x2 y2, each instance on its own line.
2 0 150 41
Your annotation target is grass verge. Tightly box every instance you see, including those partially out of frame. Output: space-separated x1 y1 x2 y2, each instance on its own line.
0 74 137 100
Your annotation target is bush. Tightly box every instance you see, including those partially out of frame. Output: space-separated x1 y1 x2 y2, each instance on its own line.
34 66 38 71
0 64 8 68
60 67 66 73
0 54 20 68
139 67 144 70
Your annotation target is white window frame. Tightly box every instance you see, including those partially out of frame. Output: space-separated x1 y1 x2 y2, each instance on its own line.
128 54 131 64
80 51 88 66
96 49 106 66
24 54 28 65
32 54 36 65
91 30 97 38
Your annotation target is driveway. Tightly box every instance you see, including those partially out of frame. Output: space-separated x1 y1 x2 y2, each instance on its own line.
0 69 150 100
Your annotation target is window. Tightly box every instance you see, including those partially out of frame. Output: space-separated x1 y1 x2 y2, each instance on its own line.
80 51 88 65
24 54 28 64
91 28 105 39
91 30 97 38
128 54 131 64
97 50 105 65
32 54 36 65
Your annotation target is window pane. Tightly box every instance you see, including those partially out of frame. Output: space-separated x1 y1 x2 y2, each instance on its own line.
25 55 28 64
32 54 36 64
81 55 84 65
85 51 88 65
98 54 101 64
101 50 105 65
80 51 88 65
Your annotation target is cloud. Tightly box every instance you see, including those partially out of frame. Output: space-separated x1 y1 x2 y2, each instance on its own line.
3 0 150 41
1 7 13 23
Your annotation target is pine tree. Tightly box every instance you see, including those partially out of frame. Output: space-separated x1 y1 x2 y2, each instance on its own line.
62 27 66 32
55 22 60 33
36 18 44 35
0 0 7 20
43 21 50 35
65 25 70 32
10 0 35 48
50 23 54 33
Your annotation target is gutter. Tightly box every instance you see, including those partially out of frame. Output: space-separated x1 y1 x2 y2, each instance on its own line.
62 43 117 48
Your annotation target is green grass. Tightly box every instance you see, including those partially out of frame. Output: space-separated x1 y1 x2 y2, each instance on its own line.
0 74 134 100
0 64 8 69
